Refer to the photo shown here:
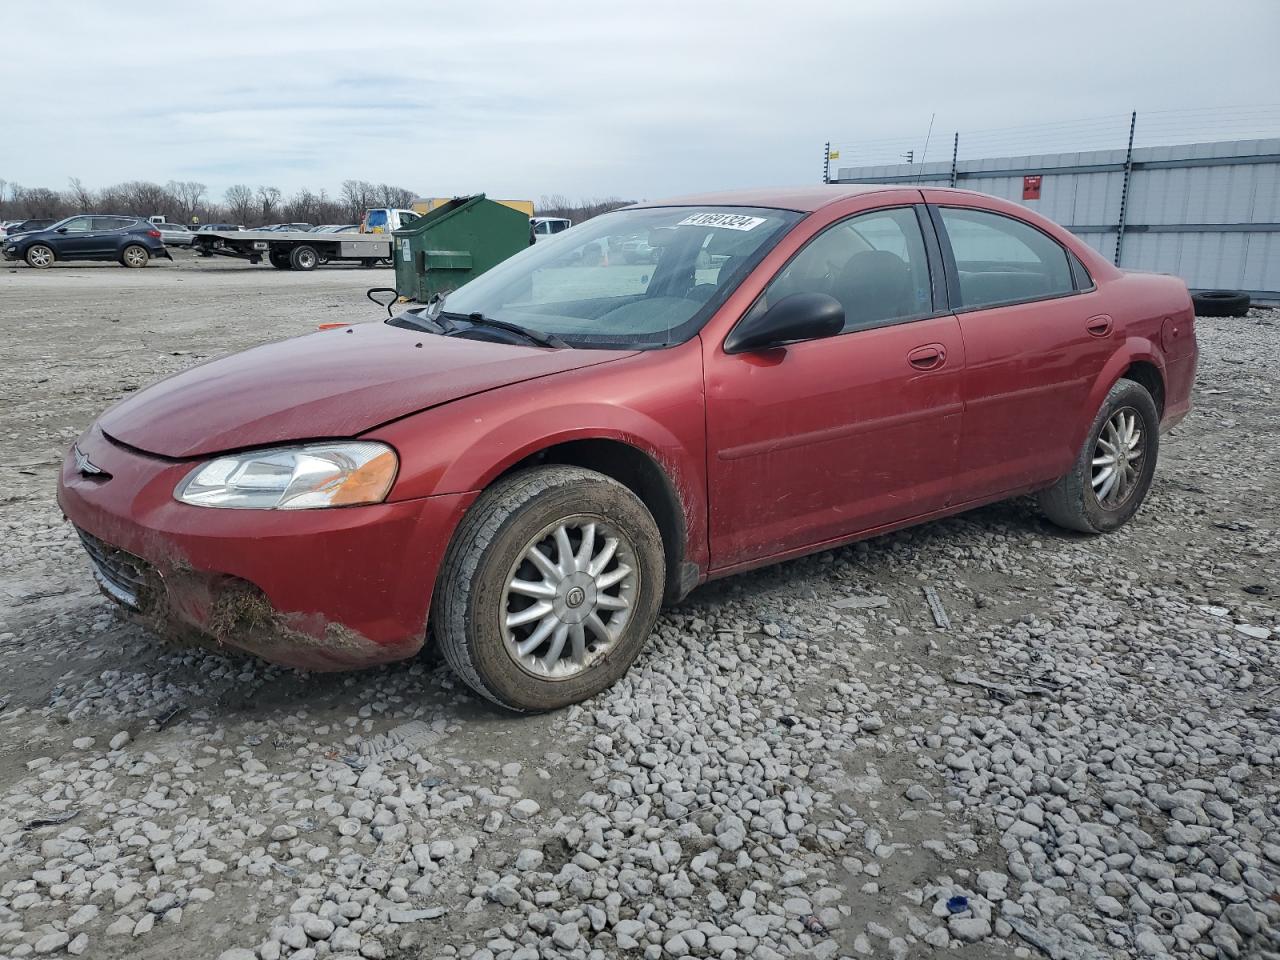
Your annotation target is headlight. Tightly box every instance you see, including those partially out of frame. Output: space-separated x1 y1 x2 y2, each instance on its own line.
174 441 397 510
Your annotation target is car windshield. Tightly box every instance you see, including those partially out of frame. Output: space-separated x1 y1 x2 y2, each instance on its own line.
435 205 802 349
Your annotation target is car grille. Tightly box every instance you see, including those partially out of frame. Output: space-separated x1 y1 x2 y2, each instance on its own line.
75 528 153 611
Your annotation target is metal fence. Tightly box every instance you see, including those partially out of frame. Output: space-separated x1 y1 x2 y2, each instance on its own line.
829 125 1280 300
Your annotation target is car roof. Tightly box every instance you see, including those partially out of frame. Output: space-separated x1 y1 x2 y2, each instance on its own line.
631 184 941 213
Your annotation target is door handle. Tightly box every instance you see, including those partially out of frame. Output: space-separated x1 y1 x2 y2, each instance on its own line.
1086 314 1113 337
907 344 946 370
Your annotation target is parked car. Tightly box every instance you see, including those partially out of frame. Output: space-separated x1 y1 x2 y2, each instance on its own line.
153 222 195 247
3 215 171 268
531 216 572 242
196 223 244 232
311 224 358 233
1 217 57 240
58 185 1196 710
259 223 314 233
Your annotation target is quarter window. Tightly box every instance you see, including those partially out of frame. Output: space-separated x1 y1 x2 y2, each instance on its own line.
938 207 1074 308
759 206 934 333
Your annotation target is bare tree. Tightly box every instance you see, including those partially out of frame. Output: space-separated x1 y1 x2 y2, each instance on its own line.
536 194 630 223
256 185 282 224
168 180 207 224
67 177 95 213
341 179 376 222
225 184 254 225
376 184 416 209
13 186 66 219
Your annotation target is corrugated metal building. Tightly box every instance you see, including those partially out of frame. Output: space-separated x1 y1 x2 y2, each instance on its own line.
834 138 1280 300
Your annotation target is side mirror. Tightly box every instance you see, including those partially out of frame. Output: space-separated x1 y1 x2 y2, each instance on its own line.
56 227 68 234
724 292 844 354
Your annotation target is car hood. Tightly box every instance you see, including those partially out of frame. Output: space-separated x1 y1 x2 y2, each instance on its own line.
98 322 634 458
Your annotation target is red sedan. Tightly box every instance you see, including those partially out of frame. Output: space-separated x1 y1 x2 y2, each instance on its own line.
58 186 1197 711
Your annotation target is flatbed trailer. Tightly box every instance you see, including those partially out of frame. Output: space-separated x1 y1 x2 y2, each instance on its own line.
191 229 393 270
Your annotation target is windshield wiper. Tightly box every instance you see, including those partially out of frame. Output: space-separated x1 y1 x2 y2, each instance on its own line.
443 311 568 349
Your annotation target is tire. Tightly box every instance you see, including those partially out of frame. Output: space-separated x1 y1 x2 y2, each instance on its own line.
121 244 149 268
434 466 665 712
199 247 213 258
1191 290 1250 318
289 245 319 271
269 250 291 270
1038 378 1160 534
25 244 55 269
361 259 379 269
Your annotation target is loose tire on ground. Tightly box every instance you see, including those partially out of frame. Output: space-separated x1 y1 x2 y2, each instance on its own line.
1038 378 1160 534
433 465 665 712
121 244 150 269
289 245 319 271
1191 290 1250 318
25 244 55 269
269 250 292 270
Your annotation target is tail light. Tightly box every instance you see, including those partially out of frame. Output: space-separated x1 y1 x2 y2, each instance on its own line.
147 229 162 239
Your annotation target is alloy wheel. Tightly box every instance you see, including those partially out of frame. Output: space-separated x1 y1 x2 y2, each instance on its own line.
1091 406 1144 507
500 517 638 680
27 245 53 268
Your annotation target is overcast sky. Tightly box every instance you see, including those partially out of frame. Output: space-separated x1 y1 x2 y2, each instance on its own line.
5 1 1279 204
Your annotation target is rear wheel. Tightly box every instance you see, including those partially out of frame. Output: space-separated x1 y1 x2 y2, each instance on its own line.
289 245 318 271
1038 378 1159 534
269 250 291 270
434 466 665 712
121 244 149 268
25 244 54 268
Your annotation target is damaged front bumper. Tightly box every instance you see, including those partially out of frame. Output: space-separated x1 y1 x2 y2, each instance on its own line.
57 428 475 671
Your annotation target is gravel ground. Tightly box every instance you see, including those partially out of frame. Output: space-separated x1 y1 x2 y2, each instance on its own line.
0 255 1276 960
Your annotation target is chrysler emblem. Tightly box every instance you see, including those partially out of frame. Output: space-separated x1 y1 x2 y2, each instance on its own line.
73 444 104 476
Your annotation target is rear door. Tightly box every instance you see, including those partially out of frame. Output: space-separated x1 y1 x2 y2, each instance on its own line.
925 196 1108 499
703 201 965 569
92 217 133 255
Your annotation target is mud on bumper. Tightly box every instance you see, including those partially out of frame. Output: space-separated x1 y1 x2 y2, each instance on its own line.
73 525 419 671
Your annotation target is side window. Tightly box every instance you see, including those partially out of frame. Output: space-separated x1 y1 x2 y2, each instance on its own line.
938 207 1074 308
61 217 94 233
94 217 127 231
1069 250 1094 290
762 206 933 333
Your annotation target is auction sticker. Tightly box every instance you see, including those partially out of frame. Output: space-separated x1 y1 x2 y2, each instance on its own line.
678 212 766 231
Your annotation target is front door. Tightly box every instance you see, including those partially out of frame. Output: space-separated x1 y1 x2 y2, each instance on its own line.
51 216 98 258
704 204 965 570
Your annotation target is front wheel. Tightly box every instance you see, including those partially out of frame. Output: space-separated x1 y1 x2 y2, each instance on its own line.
25 244 55 268
269 250 291 270
121 244 150 268
1038 378 1160 533
433 466 665 712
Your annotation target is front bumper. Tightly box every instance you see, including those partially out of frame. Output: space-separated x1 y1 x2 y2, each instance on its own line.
57 428 475 670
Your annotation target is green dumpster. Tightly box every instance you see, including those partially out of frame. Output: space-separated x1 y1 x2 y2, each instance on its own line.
392 194 530 303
